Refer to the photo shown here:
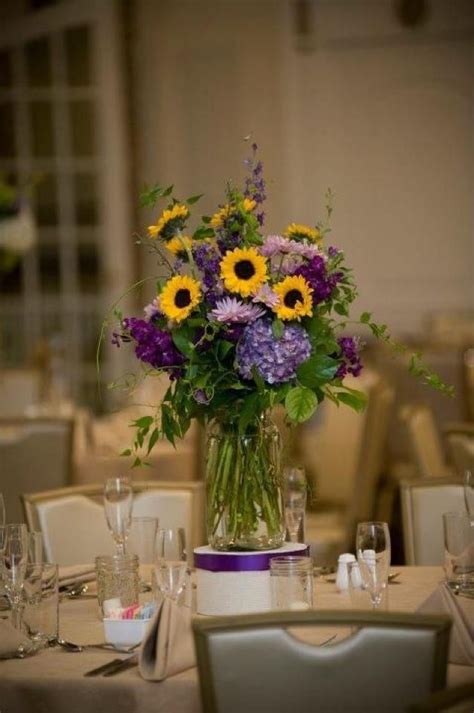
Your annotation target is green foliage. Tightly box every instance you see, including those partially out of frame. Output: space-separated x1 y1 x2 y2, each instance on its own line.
285 386 318 423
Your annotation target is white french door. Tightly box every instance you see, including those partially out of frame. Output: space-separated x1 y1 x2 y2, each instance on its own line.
0 0 133 410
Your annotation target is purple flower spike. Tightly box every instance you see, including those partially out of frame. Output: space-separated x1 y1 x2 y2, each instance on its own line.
336 336 364 379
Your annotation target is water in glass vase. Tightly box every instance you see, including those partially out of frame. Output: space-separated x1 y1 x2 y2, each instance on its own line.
205 419 285 551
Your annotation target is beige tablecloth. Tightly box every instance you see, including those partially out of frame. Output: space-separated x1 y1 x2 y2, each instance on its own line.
0 567 472 713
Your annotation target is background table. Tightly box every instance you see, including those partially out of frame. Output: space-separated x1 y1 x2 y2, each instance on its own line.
0 567 472 713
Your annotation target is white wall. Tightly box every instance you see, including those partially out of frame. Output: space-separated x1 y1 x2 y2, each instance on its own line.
132 0 474 334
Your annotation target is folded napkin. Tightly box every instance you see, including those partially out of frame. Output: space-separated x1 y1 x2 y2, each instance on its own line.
0 620 31 658
58 564 96 589
139 598 196 681
418 583 474 666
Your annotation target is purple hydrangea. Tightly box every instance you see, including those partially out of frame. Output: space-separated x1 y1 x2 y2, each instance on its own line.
236 318 312 385
336 336 363 379
295 255 342 304
122 318 185 376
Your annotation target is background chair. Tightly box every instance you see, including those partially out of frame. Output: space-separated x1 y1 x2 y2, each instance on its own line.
446 433 474 476
301 371 394 563
22 480 206 565
400 405 453 479
400 478 465 566
0 418 73 523
193 610 450 713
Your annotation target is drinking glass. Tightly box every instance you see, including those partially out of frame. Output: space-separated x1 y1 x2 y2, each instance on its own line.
23 563 59 644
464 470 474 526
443 511 474 592
103 477 133 555
154 528 187 601
355 522 391 609
95 554 140 618
3 524 28 629
270 555 314 610
283 466 307 543
27 531 44 564
347 560 388 611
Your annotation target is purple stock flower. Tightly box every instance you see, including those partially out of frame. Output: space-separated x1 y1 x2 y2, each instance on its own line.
328 246 342 257
123 318 185 377
243 143 267 225
192 242 222 292
336 336 363 379
295 255 341 304
237 318 311 385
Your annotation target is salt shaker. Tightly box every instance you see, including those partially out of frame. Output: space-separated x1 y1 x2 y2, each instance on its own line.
336 553 356 591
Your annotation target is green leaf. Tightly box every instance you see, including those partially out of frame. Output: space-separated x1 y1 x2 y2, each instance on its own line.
186 193 204 205
172 327 194 358
147 427 160 455
218 340 234 360
161 405 176 446
334 302 348 317
238 392 260 433
297 355 339 388
336 389 367 412
272 319 284 339
285 386 318 423
133 416 154 429
251 366 265 393
132 457 142 468
193 227 215 241
120 448 132 457
360 312 371 323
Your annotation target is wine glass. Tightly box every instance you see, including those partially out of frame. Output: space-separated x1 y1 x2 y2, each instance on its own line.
154 528 187 601
3 523 28 629
103 477 133 555
283 466 307 543
356 521 391 609
464 470 474 526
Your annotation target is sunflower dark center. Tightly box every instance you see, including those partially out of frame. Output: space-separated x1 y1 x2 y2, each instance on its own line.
234 259 256 280
174 288 191 308
284 289 303 309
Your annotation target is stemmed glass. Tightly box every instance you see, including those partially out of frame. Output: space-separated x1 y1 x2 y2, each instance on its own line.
154 528 187 601
3 524 28 629
464 470 474 526
356 521 391 609
283 467 307 543
103 477 133 555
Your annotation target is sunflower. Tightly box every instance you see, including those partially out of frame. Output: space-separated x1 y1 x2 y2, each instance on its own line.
220 247 267 297
160 275 202 322
148 204 189 240
166 235 193 257
210 197 256 230
285 223 321 243
273 275 313 321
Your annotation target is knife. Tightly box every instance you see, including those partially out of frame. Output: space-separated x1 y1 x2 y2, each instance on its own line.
83 658 125 677
102 654 139 677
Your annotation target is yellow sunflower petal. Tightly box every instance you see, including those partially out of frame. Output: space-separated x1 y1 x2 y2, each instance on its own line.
148 204 190 240
220 247 268 298
160 275 202 323
285 223 321 243
273 275 313 321
166 235 193 256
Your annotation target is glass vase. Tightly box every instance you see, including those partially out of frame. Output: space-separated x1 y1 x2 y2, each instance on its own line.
205 417 285 551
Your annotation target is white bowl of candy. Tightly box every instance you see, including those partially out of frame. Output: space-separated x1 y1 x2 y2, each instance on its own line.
103 602 156 647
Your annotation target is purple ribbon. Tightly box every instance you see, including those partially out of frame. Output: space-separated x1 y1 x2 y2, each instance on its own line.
194 546 310 572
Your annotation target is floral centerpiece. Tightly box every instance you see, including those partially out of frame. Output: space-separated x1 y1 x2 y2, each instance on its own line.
110 143 451 552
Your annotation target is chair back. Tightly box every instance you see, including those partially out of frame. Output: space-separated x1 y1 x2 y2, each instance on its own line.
0 369 41 418
193 610 450 713
400 405 451 478
0 418 73 523
447 433 474 475
400 478 465 565
409 682 474 712
22 480 206 565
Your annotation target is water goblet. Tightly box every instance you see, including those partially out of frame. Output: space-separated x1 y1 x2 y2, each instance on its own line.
283 466 307 544
355 521 391 609
3 524 28 629
103 477 133 555
154 528 187 601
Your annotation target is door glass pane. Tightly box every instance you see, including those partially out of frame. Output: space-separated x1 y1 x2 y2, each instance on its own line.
65 26 92 86
34 173 58 226
0 103 16 157
74 172 98 225
69 100 95 156
29 101 55 157
0 51 13 88
25 37 52 87
78 242 99 293
38 242 61 293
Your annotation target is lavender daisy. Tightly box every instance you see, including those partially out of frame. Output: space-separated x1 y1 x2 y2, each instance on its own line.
210 296 266 324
